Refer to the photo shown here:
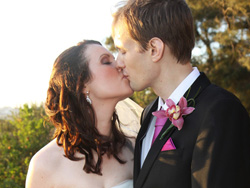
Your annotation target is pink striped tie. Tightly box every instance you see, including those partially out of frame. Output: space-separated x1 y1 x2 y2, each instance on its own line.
152 116 168 144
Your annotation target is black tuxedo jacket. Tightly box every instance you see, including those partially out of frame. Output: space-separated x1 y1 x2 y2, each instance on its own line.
133 73 250 188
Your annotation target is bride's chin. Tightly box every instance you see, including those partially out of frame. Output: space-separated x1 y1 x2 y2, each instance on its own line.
118 91 134 101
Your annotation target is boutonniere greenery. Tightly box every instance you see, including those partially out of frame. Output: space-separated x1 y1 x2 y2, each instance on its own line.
152 87 201 140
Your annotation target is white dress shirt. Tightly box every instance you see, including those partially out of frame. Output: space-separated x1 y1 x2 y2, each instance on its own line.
140 67 200 167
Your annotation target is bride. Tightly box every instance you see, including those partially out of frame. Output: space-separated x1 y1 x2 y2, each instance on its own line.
25 40 142 188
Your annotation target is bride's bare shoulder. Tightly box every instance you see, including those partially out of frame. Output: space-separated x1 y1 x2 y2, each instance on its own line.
31 139 63 167
26 139 64 187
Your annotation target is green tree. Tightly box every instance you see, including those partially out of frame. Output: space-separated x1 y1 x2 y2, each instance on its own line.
105 36 117 53
188 0 250 114
0 104 54 188
130 88 157 108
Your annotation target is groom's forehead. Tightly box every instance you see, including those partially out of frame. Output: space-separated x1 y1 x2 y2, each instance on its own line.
113 25 129 45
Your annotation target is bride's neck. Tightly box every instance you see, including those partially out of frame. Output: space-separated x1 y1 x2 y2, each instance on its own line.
91 100 117 137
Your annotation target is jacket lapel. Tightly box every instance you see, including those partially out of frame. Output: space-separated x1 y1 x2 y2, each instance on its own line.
134 98 158 182
183 72 211 101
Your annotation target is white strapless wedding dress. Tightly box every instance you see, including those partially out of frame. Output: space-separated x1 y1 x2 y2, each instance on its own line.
111 179 133 188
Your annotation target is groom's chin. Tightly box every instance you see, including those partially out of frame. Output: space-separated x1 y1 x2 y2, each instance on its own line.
130 83 148 92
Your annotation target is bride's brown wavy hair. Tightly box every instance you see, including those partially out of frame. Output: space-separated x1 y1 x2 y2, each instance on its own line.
45 40 128 175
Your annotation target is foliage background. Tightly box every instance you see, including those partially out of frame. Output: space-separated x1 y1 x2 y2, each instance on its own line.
1 0 249 187
0 105 54 188
188 0 250 114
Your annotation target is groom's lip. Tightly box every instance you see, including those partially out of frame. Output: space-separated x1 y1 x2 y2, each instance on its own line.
122 74 129 79
122 71 129 77
123 75 128 79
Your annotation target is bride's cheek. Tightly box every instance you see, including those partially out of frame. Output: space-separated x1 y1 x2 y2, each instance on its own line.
105 70 119 79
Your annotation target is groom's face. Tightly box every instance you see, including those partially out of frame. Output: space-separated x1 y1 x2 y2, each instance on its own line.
113 22 157 91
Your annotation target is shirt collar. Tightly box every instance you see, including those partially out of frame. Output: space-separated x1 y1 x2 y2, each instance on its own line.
158 67 200 110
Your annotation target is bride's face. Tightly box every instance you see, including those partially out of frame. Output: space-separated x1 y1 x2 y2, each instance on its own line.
85 44 133 102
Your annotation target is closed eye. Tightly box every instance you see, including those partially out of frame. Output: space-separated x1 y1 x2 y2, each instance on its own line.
103 61 112 65
100 53 115 66
101 55 114 65
116 47 126 55
120 51 126 55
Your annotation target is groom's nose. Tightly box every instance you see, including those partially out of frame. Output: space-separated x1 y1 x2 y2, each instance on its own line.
116 54 125 70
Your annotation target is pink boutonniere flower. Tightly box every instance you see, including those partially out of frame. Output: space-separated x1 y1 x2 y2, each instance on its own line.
152 96 195 140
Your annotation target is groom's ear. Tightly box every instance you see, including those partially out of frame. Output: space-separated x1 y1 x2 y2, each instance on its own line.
149 37 164 62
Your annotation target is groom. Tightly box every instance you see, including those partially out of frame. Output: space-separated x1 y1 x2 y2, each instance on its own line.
112 0 250 187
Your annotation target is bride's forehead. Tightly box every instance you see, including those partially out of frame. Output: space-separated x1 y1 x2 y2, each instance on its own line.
86 44 109 55
86 45 113 60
